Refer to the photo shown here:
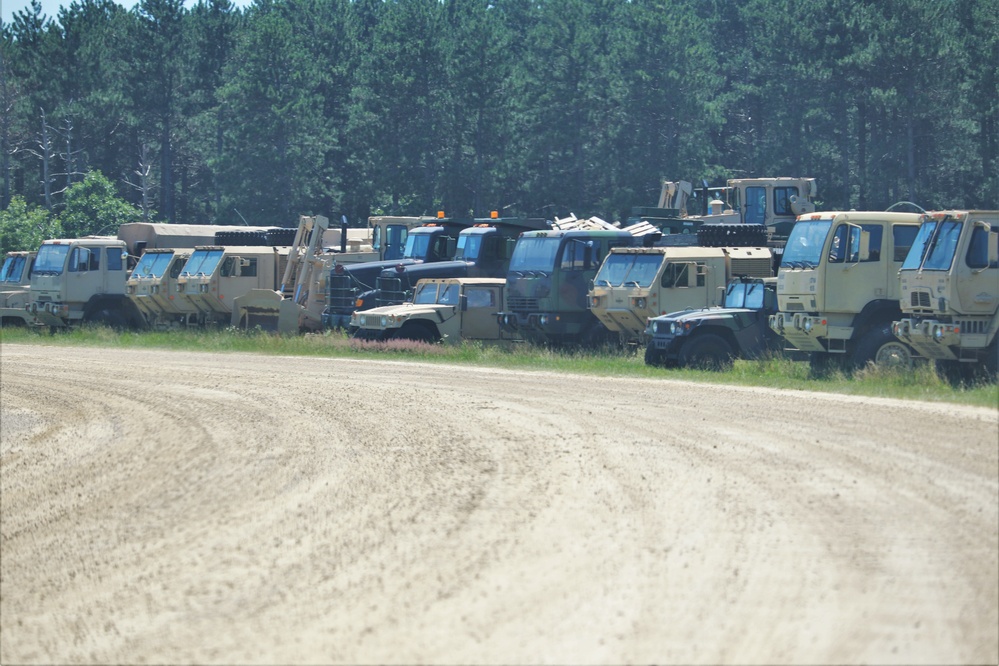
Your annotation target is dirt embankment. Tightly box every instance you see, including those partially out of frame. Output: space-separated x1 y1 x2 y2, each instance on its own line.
1 343 997 664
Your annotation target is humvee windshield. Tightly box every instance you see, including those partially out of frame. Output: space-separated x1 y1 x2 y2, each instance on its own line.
180 249 225 277
33 244 71 276
0 254 28 283
782 220 832 267
508 236 560 272
901 218 962 271
594 253 662 287
724 281 766 309
132 251 174 279
413 282 439 304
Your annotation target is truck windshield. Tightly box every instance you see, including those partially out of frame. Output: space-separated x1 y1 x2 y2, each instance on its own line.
413 282 439 304
180 249 225 277
901 219 963 271
131 252 174 279
0 255 28 283
403 233 432 260
455 234 482 261
33 244 71 276
594 253 662 287
724 281 765 309
508 236 560 273
782 220 832 267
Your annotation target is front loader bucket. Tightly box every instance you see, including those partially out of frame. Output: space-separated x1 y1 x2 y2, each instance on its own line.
231 289 303 334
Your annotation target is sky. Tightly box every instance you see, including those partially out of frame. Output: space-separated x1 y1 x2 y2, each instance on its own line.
2 0 253 27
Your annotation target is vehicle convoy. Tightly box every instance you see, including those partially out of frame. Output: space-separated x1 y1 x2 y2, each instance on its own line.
644 277 781 370
495 224 658 346
0 251 37 327
892 209 999 380
368 216 549 309
26 237 146 329
350 277 512 344
324 216 471 328
588 245 773 343
768 210 922 370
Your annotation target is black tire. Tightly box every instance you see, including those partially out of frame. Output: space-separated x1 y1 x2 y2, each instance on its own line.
677 333 734 371
696 223 767 248
86 306 128 330
852 324 912 371
808 351 841 377
644 344 665 367
582 322 615 349
397 321 439 343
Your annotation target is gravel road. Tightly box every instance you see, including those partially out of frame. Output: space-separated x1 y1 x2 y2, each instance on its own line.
1 343 997 665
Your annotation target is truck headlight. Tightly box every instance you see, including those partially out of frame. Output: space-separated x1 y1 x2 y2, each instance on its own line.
803 318 813 332
669 322 678 335
380 316 388 327
933 325 944 341
359 315 366 326
634 297 647 309
539 314 549 326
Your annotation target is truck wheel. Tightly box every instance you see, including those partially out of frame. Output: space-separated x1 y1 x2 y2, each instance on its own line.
678 333 734 371
87 307 127 330
644 344 665 367
397 322 439 344
852 324 912 371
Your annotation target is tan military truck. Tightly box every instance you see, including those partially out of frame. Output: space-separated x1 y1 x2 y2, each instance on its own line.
126 248 197 328
0 251 38 327
588 245 773 343
768 210 923 370
176 245 291 326
893 210 999 380
350 277 511 344
26 237 145 329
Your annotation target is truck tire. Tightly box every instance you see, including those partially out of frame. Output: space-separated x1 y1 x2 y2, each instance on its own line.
644 344 665 367
678 333 734 371
852 324 912 371
86 306 128 330
397 322 439 344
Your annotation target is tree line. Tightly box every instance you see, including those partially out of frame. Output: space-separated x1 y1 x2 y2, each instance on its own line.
1 0 996 246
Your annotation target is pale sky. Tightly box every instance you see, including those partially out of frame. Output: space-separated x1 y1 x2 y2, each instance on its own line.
2 0 253 27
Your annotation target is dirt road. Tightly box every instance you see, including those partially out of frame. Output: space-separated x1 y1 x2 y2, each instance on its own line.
1 343 996 664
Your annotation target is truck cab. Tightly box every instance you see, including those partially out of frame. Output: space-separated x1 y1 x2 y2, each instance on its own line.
176 245 289 325
893 210 999 379
126 248 196 327
589 245 772 343
371 216 550 308
496 228 639 346
0 251 37 327
26 237 143 328
768 211 922 369
351 277 510 344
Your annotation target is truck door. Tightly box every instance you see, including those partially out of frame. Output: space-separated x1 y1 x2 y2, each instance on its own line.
460 285 503 339
822 222 887 312
66 245 103 303
957 219 999 315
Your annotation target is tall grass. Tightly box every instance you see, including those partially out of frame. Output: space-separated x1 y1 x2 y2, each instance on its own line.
2 325 996 408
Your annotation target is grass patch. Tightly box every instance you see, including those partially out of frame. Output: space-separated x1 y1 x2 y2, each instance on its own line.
2 324 996 409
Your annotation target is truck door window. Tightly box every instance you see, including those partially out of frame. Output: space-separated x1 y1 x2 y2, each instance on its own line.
465 287 495 308
661 262 690 288
241 258 258 277
892 225 918 261
745 187 766 225
560 240 588 270
773 187 797 216
383 225 409 261
70 247 99 272
966 225 998 269
106 247 123 271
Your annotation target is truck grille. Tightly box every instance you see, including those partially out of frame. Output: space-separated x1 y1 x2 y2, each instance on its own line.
327 274 357 312
911 291 931 308
507 297 539 312
958 319 988 334
376 276 407 307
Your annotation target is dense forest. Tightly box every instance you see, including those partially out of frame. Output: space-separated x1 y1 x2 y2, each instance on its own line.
1 0 997 240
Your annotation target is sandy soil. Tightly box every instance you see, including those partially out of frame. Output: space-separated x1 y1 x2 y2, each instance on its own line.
1 342 997 665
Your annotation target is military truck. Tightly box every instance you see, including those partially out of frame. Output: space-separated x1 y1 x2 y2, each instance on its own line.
644 277 781 370
369 215 550 309
126 248 196 328
768 210 922 370
893 210 999 380
0 251 38 327
26 237 146 329
324 216 471 328
495 227 652 345
589 245 773 344
175 245 291 326
694 176 817 239
351 277 511 344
